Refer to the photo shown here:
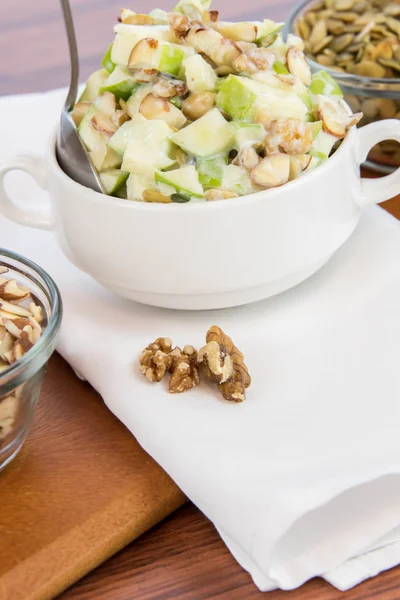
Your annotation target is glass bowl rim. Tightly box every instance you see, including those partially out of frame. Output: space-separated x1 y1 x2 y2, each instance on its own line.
0 248 62 390
285 0 400 88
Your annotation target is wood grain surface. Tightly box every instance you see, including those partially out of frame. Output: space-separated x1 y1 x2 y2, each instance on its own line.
1 0 400 599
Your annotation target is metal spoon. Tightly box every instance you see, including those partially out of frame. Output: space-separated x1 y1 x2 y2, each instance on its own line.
56 0 106 193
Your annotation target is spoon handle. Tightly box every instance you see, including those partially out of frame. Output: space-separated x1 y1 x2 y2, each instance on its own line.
60 0 80 112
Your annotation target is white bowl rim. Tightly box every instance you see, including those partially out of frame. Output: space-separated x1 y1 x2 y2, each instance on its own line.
51 120 356 212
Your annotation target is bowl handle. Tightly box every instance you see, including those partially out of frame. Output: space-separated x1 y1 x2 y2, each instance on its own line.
0 154 53 230
356 119 400 208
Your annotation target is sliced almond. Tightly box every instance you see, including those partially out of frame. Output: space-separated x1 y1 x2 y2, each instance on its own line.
91 114 117 135
128 38 159 68
0 267 8 275
289 156 302 181
0 279 30 302
210 21 258 42
0 332 14 362
0 300 31 318
139 94 171 120
3 318 29 338
143 190 172 203
297 154 313 170
286 47 312 85
20 326 34 351
71 101 91 127
122 14 154 25
205 189 239 201
29 302 43 324
250 154 291 189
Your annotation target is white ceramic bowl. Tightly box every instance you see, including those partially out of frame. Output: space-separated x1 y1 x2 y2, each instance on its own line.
1 120 400 310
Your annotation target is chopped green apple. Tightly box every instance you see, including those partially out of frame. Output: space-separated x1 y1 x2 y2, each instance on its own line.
100 169 129 195
309 71 343 98
183 54 217 93
309 121 323 140
255 19 284 44
229 122 265 150
111 24 179 67
78 106 104 152
122 139 176 173
308 129 337 162
127 169 157 201
99 66 138 101
273 60 289 75
102 43 116 73
221 165 254 196
197 154 228 188
155 166 204 198
216 75 257 120
110 113 174 154
244 78 309 121
173 0 210 20
159 44 186 77
170 108 234 157
79 69 109 102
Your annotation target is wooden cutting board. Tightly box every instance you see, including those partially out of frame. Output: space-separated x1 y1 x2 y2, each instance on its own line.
0 354 186 600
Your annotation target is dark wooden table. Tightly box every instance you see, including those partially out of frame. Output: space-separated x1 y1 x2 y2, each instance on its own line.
1 1 400 599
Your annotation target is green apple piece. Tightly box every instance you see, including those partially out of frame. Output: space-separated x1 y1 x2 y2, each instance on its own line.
102 43 116 73
251 69 310 112
127 169 157 201
197 155 228 188
78 106 104 152
221 165 254 196
309 129 337 162
216 75 257 120
108 121 137 156
122 139 176 173
100 169 129 195
170 108 234 158
114 183 128 199
159 44 185 77
244 78 309 121
111 25 178 67
309 121 323 140
173 0 210 20
79 69 109 102
148 8 169 23
309 71 343 98
99 66 138 101
170 96 182 109
183 54 217 93
155 166 204 198
115 113 174 151
273 60 289 75
229 122 265 150
255 19 284 44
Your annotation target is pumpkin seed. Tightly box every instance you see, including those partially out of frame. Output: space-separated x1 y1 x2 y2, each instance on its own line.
305 11 318 26
309 20 327 45
375 97 398 117
385 16 400 35
353 0 368 13
344 94 362 112
378 57 400 72
326 18 346 34
350 59 386 76
297 17 311 39
329 33 355 52
316 53 336 66
313 35 334 53
360 98 379 119
394 47 400 61
334 0 354 10
323 47 337 56
371 40 393 59
333 11 359 21
384 4 400 17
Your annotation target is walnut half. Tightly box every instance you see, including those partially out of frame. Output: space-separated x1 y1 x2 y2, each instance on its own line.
169 345 200 394
139 337 173 382
198 326 251 402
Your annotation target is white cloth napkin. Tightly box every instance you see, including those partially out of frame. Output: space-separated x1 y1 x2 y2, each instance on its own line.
1 89 400 593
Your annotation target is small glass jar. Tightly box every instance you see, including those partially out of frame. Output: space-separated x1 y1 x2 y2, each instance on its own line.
286 0 400 174
0 249 62 471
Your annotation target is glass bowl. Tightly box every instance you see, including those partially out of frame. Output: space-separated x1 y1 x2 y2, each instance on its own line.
0 249 62 471
285 0 400 174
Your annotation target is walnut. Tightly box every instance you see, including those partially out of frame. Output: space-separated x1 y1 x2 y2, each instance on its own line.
152 77 188 98
139 337 173 382
198 326 251 402
169 345 200 393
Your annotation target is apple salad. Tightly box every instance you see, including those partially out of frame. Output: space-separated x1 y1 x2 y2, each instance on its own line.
71 0 362 203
